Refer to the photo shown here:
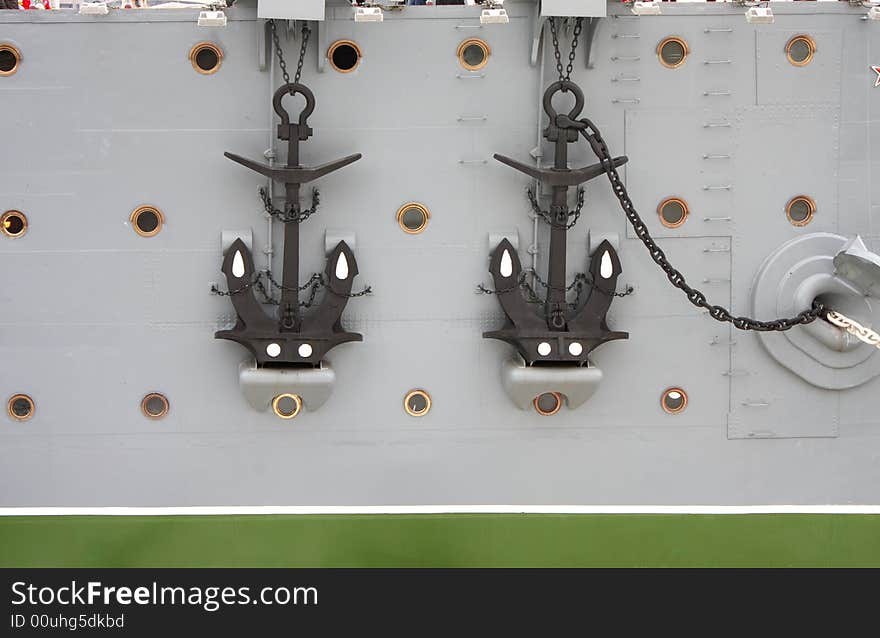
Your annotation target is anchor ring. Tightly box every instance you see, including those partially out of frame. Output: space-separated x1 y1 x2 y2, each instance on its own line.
542 80 585 124
272 82 316 130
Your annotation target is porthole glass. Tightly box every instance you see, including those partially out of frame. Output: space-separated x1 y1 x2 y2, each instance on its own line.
661 387 688 414
0 43 21 77
397 202 430 234
7 394 34 421
657 37 688 69
328 40 361 73
457 38 490 71
657 197 689 229
130 206 164 237
141 393 169 419
533 392 562 417
786 35 815 67
404 389 432 417
1 210 27 238
273 393 302 420
190 42 223 75
786 196 815 227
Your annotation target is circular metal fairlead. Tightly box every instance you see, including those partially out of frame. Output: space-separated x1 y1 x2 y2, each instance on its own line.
752 233 880 389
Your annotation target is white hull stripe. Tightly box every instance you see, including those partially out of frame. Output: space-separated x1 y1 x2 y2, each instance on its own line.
1 505 879 516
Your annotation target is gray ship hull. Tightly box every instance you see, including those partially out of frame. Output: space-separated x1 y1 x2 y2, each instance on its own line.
1 0 879 507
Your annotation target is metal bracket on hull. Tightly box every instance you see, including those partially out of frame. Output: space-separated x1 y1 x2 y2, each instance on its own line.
531 15 602 70
501 355 603 410
216 82 363 380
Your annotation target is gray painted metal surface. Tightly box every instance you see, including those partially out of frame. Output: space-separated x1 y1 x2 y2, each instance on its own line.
1 1 879 506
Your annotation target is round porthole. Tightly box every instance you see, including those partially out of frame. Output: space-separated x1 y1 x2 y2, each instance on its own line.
533 392 562 417
0 43 21 77
328 40 361 73
140 393 169 419
786 35 815 67
657 197 689 229
130 205 164 237
786 196 815 227
397 202 430 235
190 42 223 75
404 389 432 417
272 393 302 420
7 394 34 422
457 38 490 71
657 37 688 69
661 387 688 415
1 210 27 238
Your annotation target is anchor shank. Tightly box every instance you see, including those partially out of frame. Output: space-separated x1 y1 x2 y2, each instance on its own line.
546 139 570 329
280 180 301 331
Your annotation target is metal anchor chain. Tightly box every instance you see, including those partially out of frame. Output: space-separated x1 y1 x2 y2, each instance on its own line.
549 16 583 85
477 268 633 308
826 311 880 350
269 18 310 88
579 117 827 332
527 187 585 230
259 186 320 224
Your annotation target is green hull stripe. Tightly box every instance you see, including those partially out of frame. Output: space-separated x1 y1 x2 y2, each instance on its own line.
2 514 879 567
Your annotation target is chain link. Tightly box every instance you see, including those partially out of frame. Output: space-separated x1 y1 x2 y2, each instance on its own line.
549 17 584 84
213 271 372 308
580 118 825 332
825 310 880 349
527 187 585 230
269 19 311 87
477 268 633 308
259 187 320 224
531 269 634 306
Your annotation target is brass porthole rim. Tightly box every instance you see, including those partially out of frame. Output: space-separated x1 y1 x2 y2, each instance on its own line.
189 41 224 75
7 394 34 422
140 392 170 419
657 197 689 229
1 209 28 238
785 195 816 227
396 202 430 235
657 36 689 69
533 392 563 417
130 205 165 237
404 389 432 417
0 43 21 77
661 387 688 415
327 39 362 74
457 37 491 71
786 35 816 67
272 393 303 420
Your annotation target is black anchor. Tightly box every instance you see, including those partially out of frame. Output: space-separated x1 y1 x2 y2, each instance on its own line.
486 80 628 364
216 83 363 367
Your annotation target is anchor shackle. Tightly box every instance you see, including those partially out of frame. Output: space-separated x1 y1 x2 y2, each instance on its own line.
542 80 586 142
273 82 316 142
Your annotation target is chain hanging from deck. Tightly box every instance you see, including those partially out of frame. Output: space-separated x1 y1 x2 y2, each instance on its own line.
269 18 310 88
549 17 583 85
